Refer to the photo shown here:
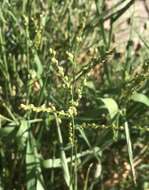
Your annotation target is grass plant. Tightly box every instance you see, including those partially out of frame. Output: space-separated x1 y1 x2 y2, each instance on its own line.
0 0 149 189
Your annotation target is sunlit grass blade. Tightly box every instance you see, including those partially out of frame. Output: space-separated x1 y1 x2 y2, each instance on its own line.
124 121 136 185
55 114 72 190
26 132 45 190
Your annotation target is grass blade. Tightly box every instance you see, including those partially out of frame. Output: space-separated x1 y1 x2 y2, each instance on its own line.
124 121 136 185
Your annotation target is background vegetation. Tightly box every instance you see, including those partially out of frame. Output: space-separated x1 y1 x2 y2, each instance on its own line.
0 0 149 189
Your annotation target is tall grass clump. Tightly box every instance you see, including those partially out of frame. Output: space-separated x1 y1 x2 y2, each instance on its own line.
0 0 149 189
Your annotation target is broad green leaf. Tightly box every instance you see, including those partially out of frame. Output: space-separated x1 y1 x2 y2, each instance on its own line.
101 98 119 119
131 92 149 107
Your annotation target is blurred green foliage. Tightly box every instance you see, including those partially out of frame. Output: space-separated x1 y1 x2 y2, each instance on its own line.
0 0 149 189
